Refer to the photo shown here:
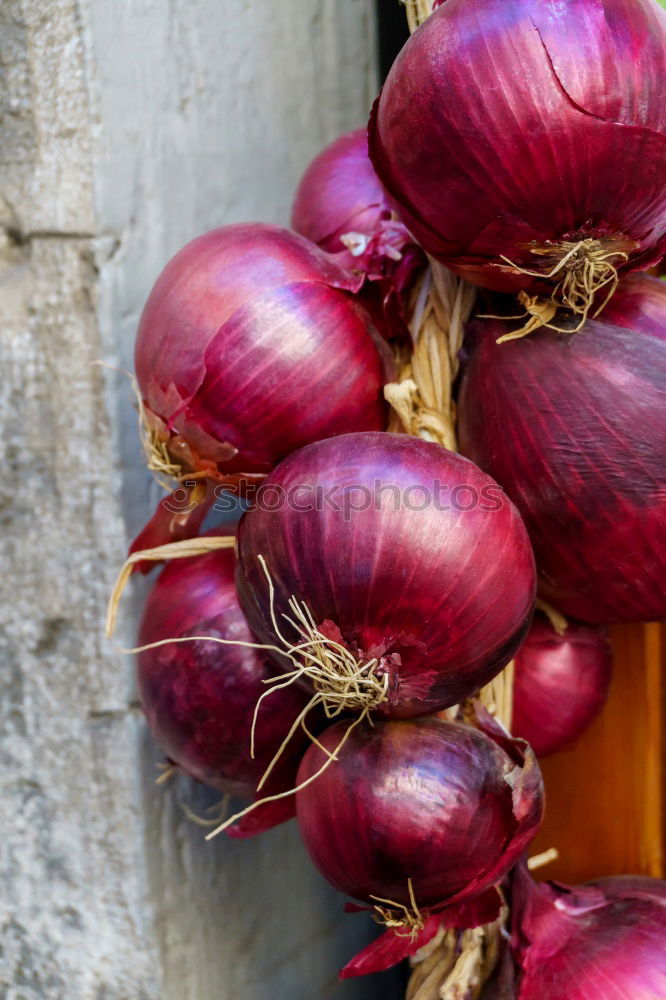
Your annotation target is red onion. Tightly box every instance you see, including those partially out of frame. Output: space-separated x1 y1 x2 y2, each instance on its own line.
458 275 666 623
291 129 424 339
369 0 666 316
135 223 387 486
137 537 313 837
510 864 666 999
235 431 536 718
291 128 414 272
295 709 543 977
512 614 612 757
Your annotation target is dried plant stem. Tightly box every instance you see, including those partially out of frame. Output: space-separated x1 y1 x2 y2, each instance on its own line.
527 847 559 872
407 910 508 1000
497 237 634 339
181 795 231 829
535 598 568 635
105 535 237 637
478 658 515 732
371 879 425 939
385 259 476 451
155 763 177 785
400 0 437 32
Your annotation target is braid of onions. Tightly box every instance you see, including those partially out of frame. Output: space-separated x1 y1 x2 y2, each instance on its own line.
110 0 666 994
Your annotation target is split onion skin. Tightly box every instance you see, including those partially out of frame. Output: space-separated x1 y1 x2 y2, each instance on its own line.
291 128 423 340
296 714 544 910
512 615 612 758
137 539 312 834
291 128 394 257
135 222 388 480
369 0 666 293
511 866 666 999
236 431 536 717
458 275 666 623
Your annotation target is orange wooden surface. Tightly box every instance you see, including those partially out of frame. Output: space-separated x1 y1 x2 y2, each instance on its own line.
531 622 665 884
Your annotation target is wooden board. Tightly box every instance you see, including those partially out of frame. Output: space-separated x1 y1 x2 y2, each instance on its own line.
531 622 665 884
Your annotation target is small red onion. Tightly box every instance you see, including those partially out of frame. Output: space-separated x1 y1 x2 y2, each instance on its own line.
235 431 536 718
370 0 666 305
295 710 543 977
137 537 313 836
458 275 666 623
291 129 424 339
512 615 612 757
291 128 414 272
291 128 399 258
511 864 666 999
135 223 388 485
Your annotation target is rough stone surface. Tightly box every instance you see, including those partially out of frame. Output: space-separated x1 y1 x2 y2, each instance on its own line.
1 1 400 997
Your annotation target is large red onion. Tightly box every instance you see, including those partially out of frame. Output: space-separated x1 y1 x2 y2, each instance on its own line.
370 0 666 307
295 710 543 977
291 129 423 340
137 537 313 836
235 431 536 718
135 223 387 486
510 864 666 999
512 614 612 757
458 275 666 623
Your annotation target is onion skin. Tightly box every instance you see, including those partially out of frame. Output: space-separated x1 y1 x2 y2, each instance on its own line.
458 276 666 623
137 539 313 836
296 714 543 909
512 615 612 757
511 865 666 999
369 0 666 293
601 272 666 338
236 431 536 717
135 223 387 481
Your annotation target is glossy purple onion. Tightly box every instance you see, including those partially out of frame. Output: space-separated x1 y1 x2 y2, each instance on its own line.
369 0 666 294
512 615 612 757
291 128 413 270
135 223 387 484
235 431 536 717
458 275 666 623
291 129 396 257
291 129 423 340
511 865 666 999
296 713 543 909
137 539 312 836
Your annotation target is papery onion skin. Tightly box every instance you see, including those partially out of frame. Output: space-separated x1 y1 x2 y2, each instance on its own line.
235 431 536 717
137 538 312 832
369 0 666 293
135 223 387 481
296 714 544 909
512 615 612 757
511 866 666 1000
458 276 666 623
